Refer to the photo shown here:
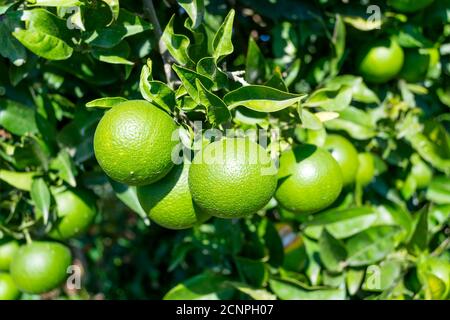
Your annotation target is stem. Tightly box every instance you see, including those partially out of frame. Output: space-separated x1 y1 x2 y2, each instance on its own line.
23 229 32 245
143 0 176 88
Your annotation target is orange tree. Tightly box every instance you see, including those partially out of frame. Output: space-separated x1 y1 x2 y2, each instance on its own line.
0 0 449 300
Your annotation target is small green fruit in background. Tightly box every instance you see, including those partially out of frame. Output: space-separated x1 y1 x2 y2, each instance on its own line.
10 242 72 294
0 240 19 271
0 273 20 300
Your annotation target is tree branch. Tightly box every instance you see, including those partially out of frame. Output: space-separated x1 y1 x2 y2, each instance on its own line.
143 0 177 88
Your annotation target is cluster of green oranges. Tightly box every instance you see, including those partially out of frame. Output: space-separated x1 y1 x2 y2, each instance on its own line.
0 240 72 299
356 0 438 84
0 182 97 299
93 100 376 230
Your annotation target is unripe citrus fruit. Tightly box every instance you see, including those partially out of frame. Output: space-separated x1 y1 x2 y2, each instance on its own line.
357 38 404 83
388 0 434 13
0 273 20 300
275 145 343 214
0 240 19 271
324 135 359 186
49 187 97 240
94 100 178 186
137 163 210 230
356 153 376 186
189 138 277 219
10 242 72 294
400 49 432 83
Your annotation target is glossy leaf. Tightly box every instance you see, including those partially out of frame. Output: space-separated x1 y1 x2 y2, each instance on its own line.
224 85 306 112
173 64 213 104
178 0 204 29
86 97 128 109
164 272 233 300
30 178 51 225
161 15 192 66
212 9 235 61
0 170 36 191
196 79 231 126
345 226 400 267
0 99 37 135
269 279 346 300
319 229 347 272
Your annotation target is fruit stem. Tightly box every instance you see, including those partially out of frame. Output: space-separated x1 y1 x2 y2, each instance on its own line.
23 229 32 245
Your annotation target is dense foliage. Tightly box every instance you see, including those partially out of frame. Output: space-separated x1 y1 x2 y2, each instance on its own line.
0 0 449 300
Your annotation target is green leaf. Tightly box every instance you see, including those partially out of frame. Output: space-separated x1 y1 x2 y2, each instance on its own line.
345 226 400 267
50 149 77 187
30 178 51 225
245 37 266 84
304 86 353 111
195 79 230 126
108 178 149 225
0 170 37 191
178 0 204 29
196 57 229 90
0 11 27 66
163 272 234 300
27 0 82 6
264 70 288 92
212 9 235 61
269 279 346 300
227 282 276 300
427 176 450 204
86 97 128 109
101 0 120 24
85 9 151 48
172 64 213 104
140 64 176 113
0 99 37 135
406 133 450 175
345 269 365 295
407 207 428 255
325 106 376 140
299 108 323 131
319 229 347 272
326 75 379 104
91 41 134 65
362 260 402 292
161 15 192 66
331 15 346 75
224 85 306 112
13 9 74 60
235 256 268 287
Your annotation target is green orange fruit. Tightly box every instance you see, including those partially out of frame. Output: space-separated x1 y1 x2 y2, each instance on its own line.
388 0 434 13
189 138 277 219
49 187 97 240
357 38 404 83
0 240 19 271
10 242 72 294
275 145 343 214
0 273 20 300
356 153 376 186
94 100 178 186
324 135 359 186
137 163 210 230
400 48 434 83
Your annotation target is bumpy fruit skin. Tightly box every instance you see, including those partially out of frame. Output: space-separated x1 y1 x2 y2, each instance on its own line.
0 273 20 300
0 240 19 271
400 49 432 83
356 153 376 186
94 100 178 186
275 145 343 214
357 38 404 83
10 242 72 294
324 135 359 186
137 163 210 230
388 0 434 13
49 188 97 240
189 138 277 219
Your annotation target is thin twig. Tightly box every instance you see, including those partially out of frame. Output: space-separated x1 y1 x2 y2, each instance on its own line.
143 0 177 88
